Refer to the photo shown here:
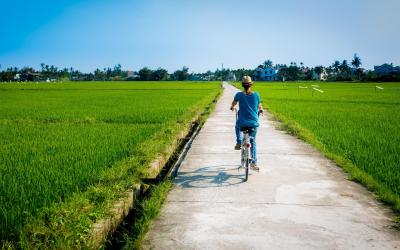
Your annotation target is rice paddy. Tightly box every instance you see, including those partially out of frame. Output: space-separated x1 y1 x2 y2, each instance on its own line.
0 81 221 243
2 80 399 246
240 82 400 209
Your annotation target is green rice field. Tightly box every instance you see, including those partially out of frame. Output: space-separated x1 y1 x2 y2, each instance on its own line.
2 80 399 246
240 82 400 209
0 81 220 243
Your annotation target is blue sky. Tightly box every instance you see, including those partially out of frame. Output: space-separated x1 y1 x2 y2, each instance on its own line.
1 0 399 72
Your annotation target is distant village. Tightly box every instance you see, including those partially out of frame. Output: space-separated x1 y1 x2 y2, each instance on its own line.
247 62 400 82
253 64 328 82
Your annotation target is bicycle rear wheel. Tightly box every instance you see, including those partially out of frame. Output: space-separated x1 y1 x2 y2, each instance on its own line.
241 151 245 168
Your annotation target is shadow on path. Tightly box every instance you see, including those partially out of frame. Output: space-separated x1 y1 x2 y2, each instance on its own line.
174 165 246 188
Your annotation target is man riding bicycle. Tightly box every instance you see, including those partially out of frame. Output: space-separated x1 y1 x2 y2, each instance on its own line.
230 76 263 171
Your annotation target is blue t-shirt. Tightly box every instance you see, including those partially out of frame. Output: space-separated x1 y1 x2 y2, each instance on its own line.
234 91 261 128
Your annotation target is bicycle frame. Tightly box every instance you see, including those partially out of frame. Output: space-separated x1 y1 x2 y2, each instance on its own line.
235 108 253 181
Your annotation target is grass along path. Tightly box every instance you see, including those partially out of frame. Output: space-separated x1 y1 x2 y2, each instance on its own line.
234 81 400 212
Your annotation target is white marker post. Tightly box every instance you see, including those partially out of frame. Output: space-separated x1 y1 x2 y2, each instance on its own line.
375 86 384 93
312 87 324 96
298 86 308 95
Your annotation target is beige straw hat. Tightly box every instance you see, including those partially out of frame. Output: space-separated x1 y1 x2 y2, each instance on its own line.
242 75 253 85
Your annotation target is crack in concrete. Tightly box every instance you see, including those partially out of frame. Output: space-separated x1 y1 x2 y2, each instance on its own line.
189 152 320 156
167 199 362 208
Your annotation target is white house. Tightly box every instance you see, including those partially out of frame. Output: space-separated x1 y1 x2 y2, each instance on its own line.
255 66 279 81
227 71 236 81
127 70 134 78
312 68 328 81
320 68 328 81
374 63 400 75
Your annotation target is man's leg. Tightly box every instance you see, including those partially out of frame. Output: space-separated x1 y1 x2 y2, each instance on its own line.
250 128 257 164
235 124 242 144
234 124 242 150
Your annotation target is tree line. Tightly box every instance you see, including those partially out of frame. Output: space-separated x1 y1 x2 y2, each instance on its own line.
0 63 255 82
276 54 365 81
1 54 399 82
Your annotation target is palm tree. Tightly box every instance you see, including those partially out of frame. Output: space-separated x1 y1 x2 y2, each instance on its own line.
338 60 351 80
351 54 363 80
263 60 273 68
40 63 45 72
340 60 348 71
332 60 340 73
351 53 362 69
314 66 323 76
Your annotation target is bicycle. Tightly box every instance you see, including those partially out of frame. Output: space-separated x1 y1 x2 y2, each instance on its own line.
241 127 255 181
235 109 256 181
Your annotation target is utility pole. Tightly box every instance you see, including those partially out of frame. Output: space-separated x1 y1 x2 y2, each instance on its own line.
221 63 224 81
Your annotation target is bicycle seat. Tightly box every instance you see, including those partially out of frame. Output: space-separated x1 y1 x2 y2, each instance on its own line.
240 127 256 133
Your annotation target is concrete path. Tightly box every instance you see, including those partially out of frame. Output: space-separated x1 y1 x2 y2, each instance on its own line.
144 83 400 249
